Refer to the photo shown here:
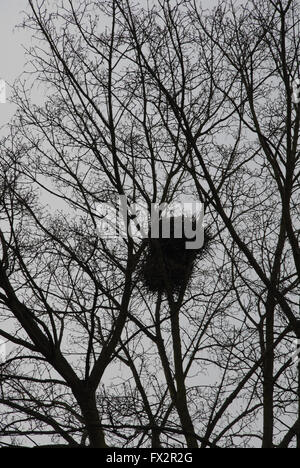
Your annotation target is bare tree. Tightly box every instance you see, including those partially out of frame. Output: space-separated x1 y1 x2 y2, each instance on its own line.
0 0 299 448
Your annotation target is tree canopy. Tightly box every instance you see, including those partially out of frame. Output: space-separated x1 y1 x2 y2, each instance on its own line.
0 0 299 448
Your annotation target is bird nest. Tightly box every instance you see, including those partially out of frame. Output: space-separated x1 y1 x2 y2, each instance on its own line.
137 216 212 295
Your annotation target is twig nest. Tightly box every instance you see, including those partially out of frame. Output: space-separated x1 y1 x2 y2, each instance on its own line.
138 216 212 294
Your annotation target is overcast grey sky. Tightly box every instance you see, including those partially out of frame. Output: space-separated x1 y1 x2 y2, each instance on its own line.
0 0 31 128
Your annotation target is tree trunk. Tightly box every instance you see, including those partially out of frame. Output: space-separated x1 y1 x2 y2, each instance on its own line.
170 308 198 448
74 388 107 448
262 305 274 448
